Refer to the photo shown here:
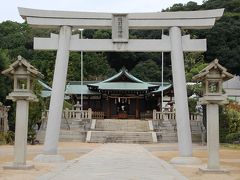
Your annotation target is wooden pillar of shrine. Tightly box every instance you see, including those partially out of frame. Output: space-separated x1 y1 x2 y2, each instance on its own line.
136 98 140 119
107 97 112 118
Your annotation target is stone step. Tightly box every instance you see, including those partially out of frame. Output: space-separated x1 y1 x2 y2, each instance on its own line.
88 131 154 143
95 119 150 132
36 130 87 143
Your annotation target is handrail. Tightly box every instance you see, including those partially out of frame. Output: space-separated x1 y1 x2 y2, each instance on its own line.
153 109 202 121
42 108 93 121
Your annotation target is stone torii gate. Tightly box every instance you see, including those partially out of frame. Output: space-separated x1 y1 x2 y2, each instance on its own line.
19 7 224 163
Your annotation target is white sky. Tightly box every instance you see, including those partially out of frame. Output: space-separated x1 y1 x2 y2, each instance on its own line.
1 0 203 22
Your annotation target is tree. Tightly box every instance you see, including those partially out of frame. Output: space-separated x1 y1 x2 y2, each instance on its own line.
28 80 45 144
202 0 240 13
83 52 116 80
130 59 162 82
203 14 240 75
164 0 240 76
0 49 11 103
184 52 208 81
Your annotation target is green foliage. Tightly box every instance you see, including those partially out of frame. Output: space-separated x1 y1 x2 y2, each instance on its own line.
67 52 81 81
0 131 14 145
184 52 208 82
27 129 37 145
202 0 240 13
0 49 11 103
93 30 111 39
27 80 44 144
84 52 116 80
202 14 240 75
164 1 201 12
226 109 240 134
130 59 161 82
226 132 240 143
187 83 203 97
32 51 56 84
164 0 240 76
188 98 198 114
220 106 240 143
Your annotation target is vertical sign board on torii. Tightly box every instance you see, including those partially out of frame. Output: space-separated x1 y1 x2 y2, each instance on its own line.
18 7 224 163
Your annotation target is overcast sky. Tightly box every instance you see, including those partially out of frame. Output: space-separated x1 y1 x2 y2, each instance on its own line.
1 0 203 22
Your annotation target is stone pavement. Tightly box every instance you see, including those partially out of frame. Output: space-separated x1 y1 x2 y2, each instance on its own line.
39 144 187 180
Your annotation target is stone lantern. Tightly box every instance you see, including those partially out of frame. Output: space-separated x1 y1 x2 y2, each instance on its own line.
193 59 233 172
2 55 43 169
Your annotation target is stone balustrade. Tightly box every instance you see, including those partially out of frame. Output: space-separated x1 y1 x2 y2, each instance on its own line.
152 109 202 121
63 108 92 120
42 108 92 121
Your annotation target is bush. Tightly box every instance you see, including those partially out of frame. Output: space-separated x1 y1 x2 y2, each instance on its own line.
227 109 240 133
188 98 198 114
219 106 240 142
0 131 14 145
226 132 240 143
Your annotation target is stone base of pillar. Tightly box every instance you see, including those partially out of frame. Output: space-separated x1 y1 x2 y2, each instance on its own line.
199 167 229 173
3 162 34 170
170 156 202 165
33 154 65 163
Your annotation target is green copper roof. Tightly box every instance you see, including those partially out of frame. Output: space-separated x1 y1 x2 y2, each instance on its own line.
41 90 51 98
101 67 144 83
38 80 52 91
88 68 159 91
151 84 172 93
96 82 156 91
65 84 100 95
39 68 172 97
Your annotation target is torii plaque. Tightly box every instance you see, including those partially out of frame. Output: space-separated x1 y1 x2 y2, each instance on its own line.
18 7 224 163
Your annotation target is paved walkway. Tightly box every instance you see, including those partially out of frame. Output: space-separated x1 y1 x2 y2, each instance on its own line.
39 144 187 180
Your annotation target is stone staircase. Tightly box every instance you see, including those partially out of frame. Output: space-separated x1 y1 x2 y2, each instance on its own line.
87 119 157 143
36 129 87 143
36 118 91 143
36 116 205 144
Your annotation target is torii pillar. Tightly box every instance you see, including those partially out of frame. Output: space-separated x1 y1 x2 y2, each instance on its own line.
35 26 72 162
170 27 192 156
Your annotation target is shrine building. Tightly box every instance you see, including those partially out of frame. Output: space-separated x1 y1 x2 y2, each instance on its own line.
63 68 173 119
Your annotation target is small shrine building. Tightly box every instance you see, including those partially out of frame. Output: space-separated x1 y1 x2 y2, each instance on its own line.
65 68 173 119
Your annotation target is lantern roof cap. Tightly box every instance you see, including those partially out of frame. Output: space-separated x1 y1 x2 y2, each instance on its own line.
2 55 44 78
192 59 234 81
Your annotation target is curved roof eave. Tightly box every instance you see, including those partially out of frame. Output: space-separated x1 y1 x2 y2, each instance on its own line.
151 84 172 93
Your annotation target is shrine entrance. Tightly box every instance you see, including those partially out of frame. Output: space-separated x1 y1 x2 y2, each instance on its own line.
106 96 142 119
19 7 224 159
